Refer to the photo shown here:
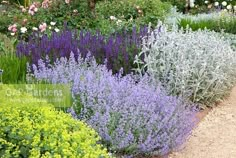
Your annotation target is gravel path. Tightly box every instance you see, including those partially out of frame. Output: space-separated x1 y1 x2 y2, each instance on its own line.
169 86 236 158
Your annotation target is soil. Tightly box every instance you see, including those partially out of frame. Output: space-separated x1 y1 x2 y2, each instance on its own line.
169 86 236 158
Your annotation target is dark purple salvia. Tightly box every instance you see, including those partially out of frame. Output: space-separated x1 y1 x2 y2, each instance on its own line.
31 53 198 157
18 26 149 74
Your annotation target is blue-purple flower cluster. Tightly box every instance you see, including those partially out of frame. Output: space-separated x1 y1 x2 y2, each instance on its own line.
30 53 197 156
17 26 148 74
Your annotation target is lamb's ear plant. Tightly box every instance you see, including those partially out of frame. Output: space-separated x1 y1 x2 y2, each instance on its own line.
135 22 236 106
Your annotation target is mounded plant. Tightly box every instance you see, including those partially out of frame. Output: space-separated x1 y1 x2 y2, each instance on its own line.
0 85 110 158
135 22 236 106
30 53 197 156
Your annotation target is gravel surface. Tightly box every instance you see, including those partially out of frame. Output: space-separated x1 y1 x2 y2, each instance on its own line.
169 86 236 158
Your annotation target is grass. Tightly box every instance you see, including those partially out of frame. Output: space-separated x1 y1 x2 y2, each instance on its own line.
179 15 236 34
0 33 27 83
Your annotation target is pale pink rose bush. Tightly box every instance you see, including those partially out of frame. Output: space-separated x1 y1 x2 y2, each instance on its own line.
7 0 68 36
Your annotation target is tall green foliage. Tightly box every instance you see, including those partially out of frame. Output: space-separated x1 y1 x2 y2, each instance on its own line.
0 34 27 83
179 15 236 34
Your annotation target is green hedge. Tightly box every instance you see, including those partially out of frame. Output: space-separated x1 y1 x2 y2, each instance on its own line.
0 85 110 158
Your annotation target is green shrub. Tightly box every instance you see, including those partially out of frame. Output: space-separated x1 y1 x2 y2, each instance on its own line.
0 6 13 34
161 0 186 13
0 85 110 158
2 0 171 36
96 0 171 27
1 0 95 36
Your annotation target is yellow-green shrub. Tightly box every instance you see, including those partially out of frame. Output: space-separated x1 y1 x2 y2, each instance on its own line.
0 86 110 158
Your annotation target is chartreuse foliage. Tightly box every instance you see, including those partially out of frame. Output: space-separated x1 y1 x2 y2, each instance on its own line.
0 85 110 158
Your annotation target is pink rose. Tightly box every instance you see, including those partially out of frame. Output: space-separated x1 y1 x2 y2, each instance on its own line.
28 4 38 15
12 27 17 33
8 25 13 31
42 0 50 8
8 24 17 33
39 23 47 32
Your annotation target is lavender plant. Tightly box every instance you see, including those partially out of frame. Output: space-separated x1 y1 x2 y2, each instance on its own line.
30 53 197 156
17 26 149 74
135 22 236 106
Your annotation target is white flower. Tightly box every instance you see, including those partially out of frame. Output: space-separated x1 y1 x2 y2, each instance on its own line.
50 22 56 26
204 1 208 4
129 17 133 22
214 2 219 6
189 0 195 8
222 1 227 7
32 27 38 31
49 26 52 30
226 5 232 10
73 9 78 13
190 3 195 8
234 6 236 11
116 19 122 26
10 32 15 36
20 27 27 33
54 28 60 32
110 16 116 20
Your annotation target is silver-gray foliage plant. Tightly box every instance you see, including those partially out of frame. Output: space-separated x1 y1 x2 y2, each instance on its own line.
135 22 236 106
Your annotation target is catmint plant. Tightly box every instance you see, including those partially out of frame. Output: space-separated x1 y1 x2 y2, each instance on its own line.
135 22 236 106
30 53 197 156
